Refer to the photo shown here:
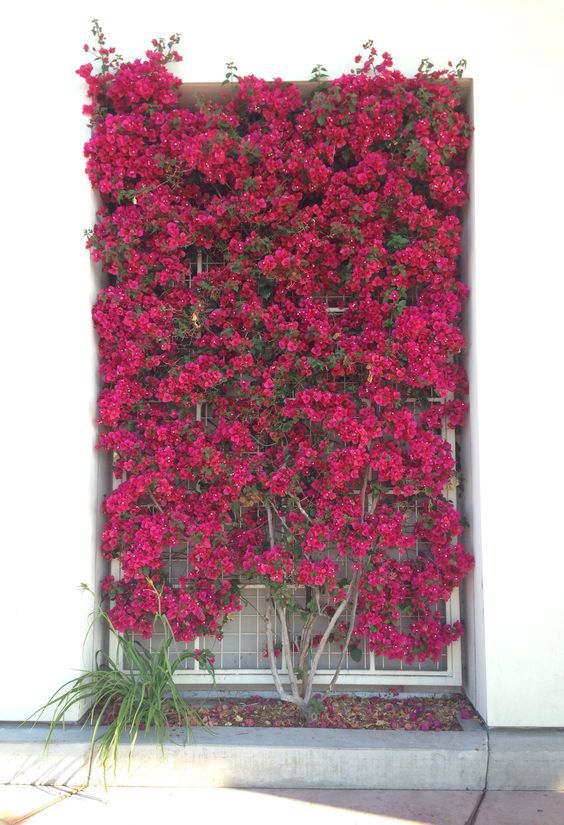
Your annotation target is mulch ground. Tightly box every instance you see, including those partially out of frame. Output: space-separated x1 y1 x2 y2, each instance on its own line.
194 693 480 730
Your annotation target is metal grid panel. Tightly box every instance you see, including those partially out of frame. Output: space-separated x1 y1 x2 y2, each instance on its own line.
109 250 463 686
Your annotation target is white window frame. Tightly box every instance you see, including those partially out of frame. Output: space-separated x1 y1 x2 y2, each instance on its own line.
109 252 463 687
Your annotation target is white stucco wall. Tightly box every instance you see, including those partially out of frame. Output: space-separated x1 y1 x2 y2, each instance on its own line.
2 0 562 726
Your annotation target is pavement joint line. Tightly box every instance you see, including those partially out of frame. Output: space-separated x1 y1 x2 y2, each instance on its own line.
463 723 490 825
0 784 91 825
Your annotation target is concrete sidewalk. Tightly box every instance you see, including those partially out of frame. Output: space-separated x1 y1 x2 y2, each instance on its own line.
1 786 563 824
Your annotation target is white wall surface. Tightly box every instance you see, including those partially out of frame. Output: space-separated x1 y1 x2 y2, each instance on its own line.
1 0 563 726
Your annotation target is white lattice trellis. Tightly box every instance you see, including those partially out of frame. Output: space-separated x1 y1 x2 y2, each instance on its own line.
109 250 463 687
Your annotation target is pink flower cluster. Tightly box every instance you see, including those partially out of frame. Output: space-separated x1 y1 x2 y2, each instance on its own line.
81 39 473 664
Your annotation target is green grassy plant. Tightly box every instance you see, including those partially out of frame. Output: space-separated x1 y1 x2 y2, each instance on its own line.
31 582 215 780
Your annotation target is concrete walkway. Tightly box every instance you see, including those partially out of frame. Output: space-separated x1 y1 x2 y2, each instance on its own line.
0 786 563 824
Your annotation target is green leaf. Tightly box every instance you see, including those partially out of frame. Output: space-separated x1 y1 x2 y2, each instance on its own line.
349 646 363 662
386 232 411 252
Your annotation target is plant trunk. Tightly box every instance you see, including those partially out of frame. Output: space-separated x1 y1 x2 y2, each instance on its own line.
265 572 362 722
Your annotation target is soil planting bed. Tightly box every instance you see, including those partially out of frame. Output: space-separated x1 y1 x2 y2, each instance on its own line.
194 694 480 731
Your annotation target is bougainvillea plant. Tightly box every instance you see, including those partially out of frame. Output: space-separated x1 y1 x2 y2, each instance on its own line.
79 22 474 720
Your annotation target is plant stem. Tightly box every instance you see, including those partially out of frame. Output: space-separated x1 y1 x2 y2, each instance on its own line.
264 587 293 703
303 570 361 706
275 603 302 702
327 575 361 692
